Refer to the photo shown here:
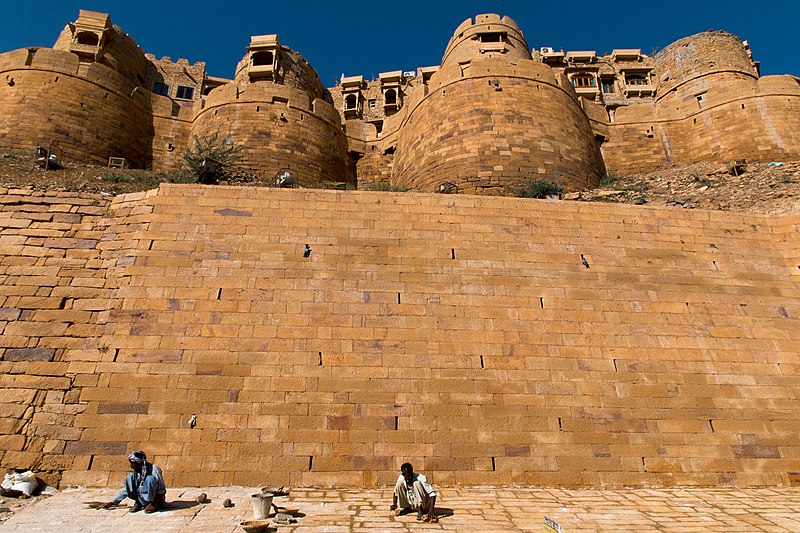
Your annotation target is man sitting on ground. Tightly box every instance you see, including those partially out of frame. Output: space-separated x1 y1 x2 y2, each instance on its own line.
102 450 166 513
390 462 437 522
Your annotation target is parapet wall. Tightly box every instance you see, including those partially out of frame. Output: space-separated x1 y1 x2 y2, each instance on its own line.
1 186 799 489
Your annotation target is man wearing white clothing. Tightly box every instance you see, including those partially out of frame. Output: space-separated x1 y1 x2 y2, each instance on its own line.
390 462 437 522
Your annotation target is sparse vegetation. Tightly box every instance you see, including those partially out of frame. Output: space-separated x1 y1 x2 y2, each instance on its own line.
600 173 621 187
368 182 409 192
619 181 650 193
510 178 564 199
99 169 193 188
600 172 650 192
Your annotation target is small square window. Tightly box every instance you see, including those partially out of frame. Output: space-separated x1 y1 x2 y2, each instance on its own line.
368 99 377 109
152 82 170 96
176 86 195 100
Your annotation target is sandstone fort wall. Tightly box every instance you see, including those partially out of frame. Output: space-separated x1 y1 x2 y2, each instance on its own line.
191 81 353 184
0 11 798 191
392 58 605 193
0 47 154 167
602 33 800 174
1 186 798 489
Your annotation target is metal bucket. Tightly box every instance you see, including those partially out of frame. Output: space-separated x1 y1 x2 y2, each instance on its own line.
250 493 274 519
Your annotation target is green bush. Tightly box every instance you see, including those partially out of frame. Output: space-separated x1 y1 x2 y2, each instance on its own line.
182 130 242 183
511 178 564 199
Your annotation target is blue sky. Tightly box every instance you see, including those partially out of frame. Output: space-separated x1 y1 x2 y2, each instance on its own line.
0 1 797 86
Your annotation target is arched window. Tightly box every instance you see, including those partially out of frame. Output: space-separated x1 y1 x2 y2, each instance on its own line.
345 94 357 110
384 89 397 105
75 32 99 46
252 51 274 67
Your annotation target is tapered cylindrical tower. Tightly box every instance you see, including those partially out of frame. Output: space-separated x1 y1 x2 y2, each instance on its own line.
189 35 354 186
0 11 154 167
653 31 800 164
391 14 605 194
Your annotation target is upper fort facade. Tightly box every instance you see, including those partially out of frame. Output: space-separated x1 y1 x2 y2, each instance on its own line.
0 10 798 193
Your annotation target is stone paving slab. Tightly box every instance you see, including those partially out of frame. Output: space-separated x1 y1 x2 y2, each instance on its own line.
1 486 799 532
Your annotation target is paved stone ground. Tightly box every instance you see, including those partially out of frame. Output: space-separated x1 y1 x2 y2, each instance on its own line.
1 486 799 532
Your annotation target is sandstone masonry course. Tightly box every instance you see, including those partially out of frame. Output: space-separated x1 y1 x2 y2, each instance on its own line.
0 185 798 489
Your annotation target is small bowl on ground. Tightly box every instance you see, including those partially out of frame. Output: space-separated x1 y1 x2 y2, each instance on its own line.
239 519 274 533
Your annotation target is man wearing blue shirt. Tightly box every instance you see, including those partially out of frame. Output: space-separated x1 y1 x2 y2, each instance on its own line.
102 451 167 513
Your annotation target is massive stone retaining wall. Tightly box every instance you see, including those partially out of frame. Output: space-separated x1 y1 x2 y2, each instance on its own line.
1 186 799 489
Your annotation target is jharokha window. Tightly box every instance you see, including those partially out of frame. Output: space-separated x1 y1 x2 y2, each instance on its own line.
251 51 274 66
601 79 615 94
75 31 99 46
479 32 504 43
626 74 649 86
571 74 596 87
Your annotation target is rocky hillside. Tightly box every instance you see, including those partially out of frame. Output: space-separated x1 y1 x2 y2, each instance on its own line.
566 160 800 215
1 152 798 215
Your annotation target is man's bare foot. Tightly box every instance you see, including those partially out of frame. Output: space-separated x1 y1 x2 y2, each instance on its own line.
143 503 157 513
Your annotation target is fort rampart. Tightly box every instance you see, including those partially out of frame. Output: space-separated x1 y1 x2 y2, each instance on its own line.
391 57 605 193
0 47 154 168
1 10 798 192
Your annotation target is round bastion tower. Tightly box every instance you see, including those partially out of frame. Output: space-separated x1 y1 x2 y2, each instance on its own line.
391 14 605 194
0 10 154 167
653 31 800 164
189 35 354 186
